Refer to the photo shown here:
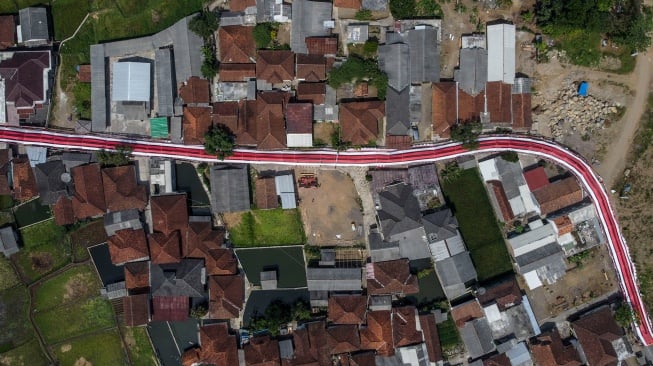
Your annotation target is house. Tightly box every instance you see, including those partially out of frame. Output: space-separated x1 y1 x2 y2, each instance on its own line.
532 176 583 216
523 166 549 192
185 220 226 259
305 36 338 56
53 196 75 226
102 165 147 212
423 209 466 261
149 159 176 195
104 209 142 236
275 173 297 209
255 176 278 209
487 22 515 84
290 0 333 54
366 259 419 296
379 41 410 92
124 261 149 293
296 82 325 104
123 293 150 326
150 193 188 240
296 54 326 82
407 26 440 84
377 343 431 366
18 7 50 46
209 164 250 213
455 48 488 96
431 82 484 138
360 310 394 356
572 307 631 366
328 294 367 325
151 296 189 322
182 323 239 366
244 335 280 365
218 63 256 82
218 26 256 64
530 328 582 366
11 157 38 201
151 259 205 297
256 0 291 23
435 252 477 300
392 306 423 348
182 106 212 145
107 228 149 265
0 50 52 125
70 163 106 220
179 76 210 105
205 248 238 276
0 15 16 50
112 62 150 104
419 313 443 363
285 102 313 147
339 101 384 146
34 161 70 205
479 156 539 220
289 322 330 364
452 301 495 359
0 226 18 257
212 100 257 146
328 324 361 355
148 231 182 264
208 274 244 319
256 50 295 85
306 267 363 307
256 91 289 149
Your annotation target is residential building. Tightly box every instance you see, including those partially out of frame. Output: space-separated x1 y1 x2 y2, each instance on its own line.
455 48 487 96
530 328 582 366
102 165 147 212
419 313 443 363
70 163 106 220
209 164 250 213
423 208 466 261
124 261 149 293
148 231 182 264
182 106 212 145
435 251 477 300
104 209 142 236
0 15 16 50
34 160 70 205
107 228 149 265
478 156 539 220
327 324 361 355
18 7 50 46
487 21 515 85
290 0 333 54
150 193 189 238
285 102 313 147
0 226 18 257
182 323 239 366
123 294 150 326
306 267 363 307
255 176 279 209
366 259 419 296
256 50 295 85
296 54 326 82
185 219 226 259
256 91 289 149
245 335 281 365
572 307 632 366
11 157 38 201
392 306 423 348
151 296 189 322
305 36 338 56
328 294 367 325
218 25 256 64
452 300 496 359
0 50 52 125
339 100 384 146
149 159 176 195
151 258 205 297
532 176 584 216
208 274 244 319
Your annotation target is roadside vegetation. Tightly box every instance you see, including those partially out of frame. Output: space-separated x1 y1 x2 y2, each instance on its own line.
204 124 236 160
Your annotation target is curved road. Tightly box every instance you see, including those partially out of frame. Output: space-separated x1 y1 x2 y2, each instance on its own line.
0 127 650 345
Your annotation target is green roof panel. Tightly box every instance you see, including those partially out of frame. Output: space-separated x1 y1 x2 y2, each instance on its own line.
150 117 169 138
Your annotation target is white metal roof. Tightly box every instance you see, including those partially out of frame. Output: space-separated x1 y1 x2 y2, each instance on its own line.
112 62 151 102
523 270 542 290
487 23 515 84
287 133 313 147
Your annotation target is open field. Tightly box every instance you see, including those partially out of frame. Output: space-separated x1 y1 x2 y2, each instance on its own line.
440 168 512 281
33 264 100 311
14 219 70 282
52 329 127 366
14 200 51 228
0 338 49 366
35 297 114 343
0 286 32 350
0 256 19 291
235 247 307 288
69 220 108 262
226 209 305 247
122 325 157 366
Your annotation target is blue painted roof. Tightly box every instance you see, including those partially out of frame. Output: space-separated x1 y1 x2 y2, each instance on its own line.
578 81 589 96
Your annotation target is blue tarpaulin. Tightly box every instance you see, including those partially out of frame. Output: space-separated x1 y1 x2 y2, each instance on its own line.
578 81 589 96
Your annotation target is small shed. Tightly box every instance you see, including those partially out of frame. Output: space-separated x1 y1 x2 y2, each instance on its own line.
260 270 278 290
150 117 169 138
578 81 589 97
275 173 297 209
0 226 18 257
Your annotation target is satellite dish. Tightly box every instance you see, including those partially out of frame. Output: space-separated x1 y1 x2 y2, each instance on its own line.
60 172 71 183
477 287 486 296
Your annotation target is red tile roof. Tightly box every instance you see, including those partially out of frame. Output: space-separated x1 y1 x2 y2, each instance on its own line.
533 176 583 215
392 306 423 348
512 93 533 130
334 0 362 9
244 335 280 366
179 76 210 105
306 37 338 55
340 101 384 146
124 261 150 290
385 135 412 149
53 196 75 226
230 0 256 11
451 300 484 328
123 294 150 326
213 100 259 146
108 228 150 265
183 323 239 366
327 324 361 355
148 231 182 264
12 157 38 201
419 313 443 363
184 221 225 258
524 166 550 192
290 326 321 365
488 180 514 222
77 64 91 83
296 54 326 82
476 276 522 311
296 82 326 104
256 50 295 84
554 216 574 236
360 310 394 357
366 259 419 296
102 165 147 212
431 82 485 138
255 176 279 209
151 296 189 322
530 329 582 366
486 81 512 123
328 294 367 325
183 106 213 145
257 91 288 149
219 63 256 82
219 26 256 64
572 307 623 366
71 163 106 219
206 248 238 276
0 15 15 50
209 274 244 319
151 194 189 236
286 103 313 134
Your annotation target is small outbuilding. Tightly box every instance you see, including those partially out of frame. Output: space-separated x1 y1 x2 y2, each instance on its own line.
578 81 589 97
0 226 18 257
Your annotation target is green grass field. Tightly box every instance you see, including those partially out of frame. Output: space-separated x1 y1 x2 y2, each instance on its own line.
52 329 128 366
437 315 461 353
235 247 307 288
122 326 157 366
14 220 70 283
0 256 20 291
69 220 108 262
0 286 33 349
0 338 49 366
441 168 512 281
35 297 114 343
230 209 306 247
14 200 52 228
33 264 100 311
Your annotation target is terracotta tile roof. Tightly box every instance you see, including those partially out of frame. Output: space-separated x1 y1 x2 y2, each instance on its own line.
524 166 549 191
476 276 522 311
77 64 91 83
0 15 15 50
366 258 419 296
392 306 423 348
219 26 256 64
230 0 256 11
212 101 238 131
179 76 210 105
124 261 150 290
151 194 189 236
432 82 457 138
257 50 295 84
572 307 623 366
218 63 256 82
53 196 75 226
328 294 367 324
554 215 574 236
484 353 511 366
533 176 583 215
206 248 238 276
12 157 38 201
488 180 514 222
244 335 280 366
530 329 582 366
385 135 412 149
151 296 189 322
183 106 213 145
419 313 443 363
123 294 149 326
334 0 362 9
327 324 361 355
486 81 512 123
458 89 485 122
255 176 279 209
209 274 244 319
296 82 326 104
217 100 259 146
257 91 288 149
306 37 338 55
340 352 376 366
102 165 147 212
0 150 11 196
148 231 182 264
291 327 321 365
182 323 239 366
71 163 106 219
108 228 150 265
286 103 313 134
184 221 225 258
512 93 533 130
360 310 394 357
451 300 484 328
296 54 326 82
340 101 384 146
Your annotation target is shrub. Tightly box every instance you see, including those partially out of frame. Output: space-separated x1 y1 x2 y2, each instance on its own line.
355 9 373 20
189 10 219 40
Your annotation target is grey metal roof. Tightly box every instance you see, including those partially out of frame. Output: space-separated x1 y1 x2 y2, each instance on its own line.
455 48 488 96
151 259 205 297
494 158 526 200
34 160 70 205
435 251 477 300
210 164 251 213
407 26 440 84
0 227 18 257
508 223 556 253
377 183 422 239
155 48 175 116
290 0 332 53
515 242 564 274
397 227 430 260
409 85 422 125
279 339 294 359
362 0 388 10
369 232 401 262
378 43 410 91
386 86 411 136
62 152 91 171
306 267 362 291
112 62 151 102
19 7 49 42
275 173 296 209
460 318 496 359
506 342 531 365
90 44 108 132
104 209 142 236
422 209 459 243
170 116 182 143
105 281 128 299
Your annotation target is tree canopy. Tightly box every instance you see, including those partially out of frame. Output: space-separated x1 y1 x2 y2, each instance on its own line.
250 300 312 336
189 10 220 40
327 56 388 100
450 120 482 150
204 124 236 160
97 145 132 167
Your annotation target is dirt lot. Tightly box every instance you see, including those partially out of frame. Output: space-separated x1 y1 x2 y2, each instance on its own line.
521 245 619 322
297 169 365 246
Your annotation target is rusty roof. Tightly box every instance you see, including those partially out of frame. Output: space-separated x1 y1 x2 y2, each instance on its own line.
530 328 582 366
524 166 549 191
366 259 419 296
151 296 189 322
123 294 150 326
183 106 213 145
53 196 75 226
151 194 189 236
385 135 412 149
124 261 150 290
554 216 574 236
148 231 182 264
179 76 210 105
184 221 225 259
476 275 522 312
102 165 147 212
306 36 338 55
533 176 583 215
219 26 256 64
419 313 443 363
296 82 326 104
12 157 38 201
256 50 295 84
71 163 106 219
0 15 15 50
340 101 384 146
488 180 514 222
486 81 512 123
209 274 244 319
244 335 280 366
206 248 238 276
432 82 457 138
512 93 533 130
327 324 361 355
182 323 239 366
108 228 149 265
255 176 279 209
286 103 313 134
360 310 394 357
572 307 623 366
218 63 256 82
296 54 326 82
77 64 91 83
328 294 367 325
392 306 423 348
451 300 484 328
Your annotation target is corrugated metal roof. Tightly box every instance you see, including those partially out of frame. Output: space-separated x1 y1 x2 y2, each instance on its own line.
487 23 515 84
275 173 296 209
19 7 49 42
150 117 169 138
112 62 151 102
91 44 107 132
155 48 174 116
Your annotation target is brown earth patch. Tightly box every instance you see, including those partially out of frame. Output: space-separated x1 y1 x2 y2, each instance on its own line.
74 357 93 366
30 253 53 272
60 344 72 353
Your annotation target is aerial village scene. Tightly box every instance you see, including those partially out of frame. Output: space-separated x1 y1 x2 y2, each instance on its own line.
0 0 653 365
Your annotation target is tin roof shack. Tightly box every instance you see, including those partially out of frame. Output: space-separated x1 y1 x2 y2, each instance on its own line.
0 226 18 257
18 7 50 47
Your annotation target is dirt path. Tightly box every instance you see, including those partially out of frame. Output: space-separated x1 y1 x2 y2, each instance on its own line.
596 49 653 189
